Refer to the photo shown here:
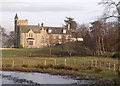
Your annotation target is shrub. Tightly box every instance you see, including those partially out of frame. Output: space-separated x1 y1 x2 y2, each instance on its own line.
86 66 92 70
53 65 80 71
113 77 120 86
64 66 73 70
94 68 103 73
112 53 120 59
21 64 28 68
34 64 45 69
71 66 80 71
53 64 65 69
47 64 53 68
19 44 23 48
3 64 12 68
34 64 53 69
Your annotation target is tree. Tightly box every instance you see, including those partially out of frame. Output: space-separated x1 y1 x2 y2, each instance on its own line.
100 0 120 53
4 31 15 48
64 17 77 30
0 26 9 47
100 1 120 85
90 20 105 55
99 0 120 19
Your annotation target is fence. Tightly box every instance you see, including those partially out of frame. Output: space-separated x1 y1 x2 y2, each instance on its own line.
2 58 120 71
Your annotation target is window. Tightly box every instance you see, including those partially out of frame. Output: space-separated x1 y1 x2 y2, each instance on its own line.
58 41 62 44
63 29 66 33
29 33 33 37
48 29 52 33
28 41 33 45
53 36 56 39
66 35 69 39
59 35 62 39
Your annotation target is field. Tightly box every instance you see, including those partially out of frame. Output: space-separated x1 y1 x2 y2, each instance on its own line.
1 48 119 80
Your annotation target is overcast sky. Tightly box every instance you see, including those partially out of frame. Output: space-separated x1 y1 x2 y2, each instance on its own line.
0 0 105 33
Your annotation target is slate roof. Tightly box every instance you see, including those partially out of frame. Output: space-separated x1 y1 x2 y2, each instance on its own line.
19 25 40 33
44 26 70 34
19 25 70 34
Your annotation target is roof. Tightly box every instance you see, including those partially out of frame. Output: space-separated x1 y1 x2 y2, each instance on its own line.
15 14 18 19
19 25 40 33
44 26 70 34
19 25 70 34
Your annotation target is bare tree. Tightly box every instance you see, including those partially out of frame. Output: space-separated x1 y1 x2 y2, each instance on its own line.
0 26 9 48
99 0 120 19
4 31 15 48
99 0 120 53
90 20 106 55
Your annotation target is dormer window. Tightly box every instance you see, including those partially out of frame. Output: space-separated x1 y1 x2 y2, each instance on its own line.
48 29 52 33
63 29 66 33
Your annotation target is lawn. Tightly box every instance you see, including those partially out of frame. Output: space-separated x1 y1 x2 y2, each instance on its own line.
1 48 119 80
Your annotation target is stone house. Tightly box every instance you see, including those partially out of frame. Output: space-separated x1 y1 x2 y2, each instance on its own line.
14 14 77 48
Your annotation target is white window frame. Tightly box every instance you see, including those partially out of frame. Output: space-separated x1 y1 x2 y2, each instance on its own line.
48 29 52 33
63 29 66 33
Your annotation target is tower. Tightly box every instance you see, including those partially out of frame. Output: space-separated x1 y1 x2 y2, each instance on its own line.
14 14 18 33
14 14 20 48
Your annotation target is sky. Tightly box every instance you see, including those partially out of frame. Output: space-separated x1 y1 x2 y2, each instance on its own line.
0 0 105 33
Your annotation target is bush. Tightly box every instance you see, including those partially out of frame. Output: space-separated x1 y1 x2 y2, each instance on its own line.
94 68 103 73
53 64 65 69
53 65 80 71
113 77 120 86
34 64 53 69
112 53 120 59
3 64 12 68
34 64 45 69
71 66 80 71
86 66 92 70
47 64 53 68
21 64 28 68
19 44 23 48
64 66 73 70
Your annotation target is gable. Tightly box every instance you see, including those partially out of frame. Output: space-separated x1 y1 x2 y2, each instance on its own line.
19 25 40 33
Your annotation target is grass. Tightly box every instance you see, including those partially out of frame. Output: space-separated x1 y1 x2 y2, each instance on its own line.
1 48 119 80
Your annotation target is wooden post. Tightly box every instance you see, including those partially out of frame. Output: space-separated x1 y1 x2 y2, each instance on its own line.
12 61 14 68
83 58 85 66
44 60 47 65
91 60 93 67
54 59 56 65
114 64 116 71
108 62 111 70
74 59 76 65
95 60 97 67
65 59 66 66
29 53 31 57
119 65 120 71
23 61 25 64
119 66 120 71
99 61 102 68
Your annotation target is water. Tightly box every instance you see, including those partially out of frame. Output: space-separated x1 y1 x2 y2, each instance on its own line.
1 71 94 84
1 71 78 84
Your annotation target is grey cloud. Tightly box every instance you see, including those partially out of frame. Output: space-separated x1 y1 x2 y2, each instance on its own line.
1 2 84 12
